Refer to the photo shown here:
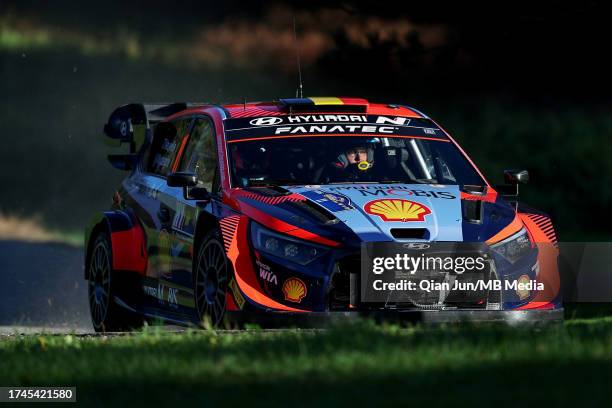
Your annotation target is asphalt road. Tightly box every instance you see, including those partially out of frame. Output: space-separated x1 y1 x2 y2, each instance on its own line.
1 238 610 336
0 240 93 334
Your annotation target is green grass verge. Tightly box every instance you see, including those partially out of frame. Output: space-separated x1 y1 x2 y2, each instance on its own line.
2 319 612 406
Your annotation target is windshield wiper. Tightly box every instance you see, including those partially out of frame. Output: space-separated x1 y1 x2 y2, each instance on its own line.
247 178 302 187
323 180 428 185
413 178 439 184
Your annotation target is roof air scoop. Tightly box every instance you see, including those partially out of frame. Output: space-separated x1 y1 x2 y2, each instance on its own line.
279 97 369 113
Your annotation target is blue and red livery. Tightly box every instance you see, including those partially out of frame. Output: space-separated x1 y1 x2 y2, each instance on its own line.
85 97 561 331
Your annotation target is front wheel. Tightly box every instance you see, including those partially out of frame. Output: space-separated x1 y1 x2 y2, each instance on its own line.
194 230 229 327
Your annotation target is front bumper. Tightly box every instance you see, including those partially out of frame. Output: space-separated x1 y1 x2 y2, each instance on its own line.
227 307 564 327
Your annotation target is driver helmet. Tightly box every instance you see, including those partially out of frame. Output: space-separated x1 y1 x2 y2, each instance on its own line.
334 144 375 171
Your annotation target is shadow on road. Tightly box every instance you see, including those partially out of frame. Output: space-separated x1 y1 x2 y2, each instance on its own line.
0 239 92 331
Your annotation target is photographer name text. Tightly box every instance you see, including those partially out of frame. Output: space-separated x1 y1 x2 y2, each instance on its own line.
372 279 543 293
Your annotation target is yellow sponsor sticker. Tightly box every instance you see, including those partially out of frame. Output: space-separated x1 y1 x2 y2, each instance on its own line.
229 278 245 309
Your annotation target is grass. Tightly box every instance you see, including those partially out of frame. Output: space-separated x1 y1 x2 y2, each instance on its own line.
2 319 612 406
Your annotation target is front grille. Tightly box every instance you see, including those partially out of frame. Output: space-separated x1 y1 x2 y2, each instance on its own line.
332 253 493 311
390 228 429 239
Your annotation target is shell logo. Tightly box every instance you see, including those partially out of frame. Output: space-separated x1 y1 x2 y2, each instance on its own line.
364 199 431 222
282 277 307 303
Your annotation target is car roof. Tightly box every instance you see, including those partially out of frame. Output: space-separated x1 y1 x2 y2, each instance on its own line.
168 97 428 120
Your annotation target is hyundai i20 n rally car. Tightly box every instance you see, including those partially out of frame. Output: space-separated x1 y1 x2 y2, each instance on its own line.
85 97 562 331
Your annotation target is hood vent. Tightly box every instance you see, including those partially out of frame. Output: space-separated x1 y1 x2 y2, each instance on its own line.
461 185 487 223
244 185 291 196
462 199 483 223
390 228 429 240
286 200 339 225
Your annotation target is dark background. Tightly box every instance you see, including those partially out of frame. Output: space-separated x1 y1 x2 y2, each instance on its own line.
1 0 610 240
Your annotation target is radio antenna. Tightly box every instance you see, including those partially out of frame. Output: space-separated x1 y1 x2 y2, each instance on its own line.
293 15 304 98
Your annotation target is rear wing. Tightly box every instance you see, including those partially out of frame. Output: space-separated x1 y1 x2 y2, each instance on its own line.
103 102 206 170
103 103 197 152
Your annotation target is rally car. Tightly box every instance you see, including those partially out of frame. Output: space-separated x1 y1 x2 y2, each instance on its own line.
85 97 562 331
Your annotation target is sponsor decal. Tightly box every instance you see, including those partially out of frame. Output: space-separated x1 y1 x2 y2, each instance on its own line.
325 185 456 199
274 124 396 135
403 242 431 250
256 260 278 285
224 115 447 141
249 117 283 126
364 199 431 222
229 278 245 309
120 120 129 137
143 282 178 306
516 274 531 300
138 183 160 199
300 190 354 212
168 203 195 236
167 287 178 305
282 277 307 303
386 188 456 199
286 114 367 123
143 284 164 301
322 192 353 210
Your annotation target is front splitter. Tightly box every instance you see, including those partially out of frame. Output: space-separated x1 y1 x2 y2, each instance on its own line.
227 308 564 328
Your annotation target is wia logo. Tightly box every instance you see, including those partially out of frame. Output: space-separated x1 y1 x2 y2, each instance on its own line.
259 269 278 285
257 260 278 285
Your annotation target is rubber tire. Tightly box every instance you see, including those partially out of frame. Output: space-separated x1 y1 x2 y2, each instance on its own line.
194 229 229 327
87 231 144 332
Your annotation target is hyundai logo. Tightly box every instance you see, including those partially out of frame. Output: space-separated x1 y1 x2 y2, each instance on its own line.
249 117 283 126
403 243 431 250
120 121 128 136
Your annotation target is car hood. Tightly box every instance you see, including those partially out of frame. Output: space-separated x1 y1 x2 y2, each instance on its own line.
289 184 464 241
234 183 517 244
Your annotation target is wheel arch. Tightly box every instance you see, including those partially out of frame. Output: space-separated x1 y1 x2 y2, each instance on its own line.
193 210 222 268
84 211 147 279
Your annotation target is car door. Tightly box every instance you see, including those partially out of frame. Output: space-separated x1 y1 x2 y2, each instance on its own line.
138 117 192 310
167 116 220 306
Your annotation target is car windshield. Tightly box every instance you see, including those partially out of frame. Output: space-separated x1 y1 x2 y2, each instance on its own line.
227 135 485 188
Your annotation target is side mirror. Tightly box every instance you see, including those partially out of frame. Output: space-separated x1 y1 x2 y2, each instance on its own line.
504 169 529 184
167 172 210 201
108 154 139 171
496 169 529 198
167 172 197 187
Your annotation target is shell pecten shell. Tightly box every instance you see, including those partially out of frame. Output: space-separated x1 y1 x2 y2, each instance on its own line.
364 199 431 222
282 277 307 303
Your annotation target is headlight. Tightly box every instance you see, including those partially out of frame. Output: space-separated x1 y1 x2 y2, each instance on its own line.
250 222 330 265
490 227 532 264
